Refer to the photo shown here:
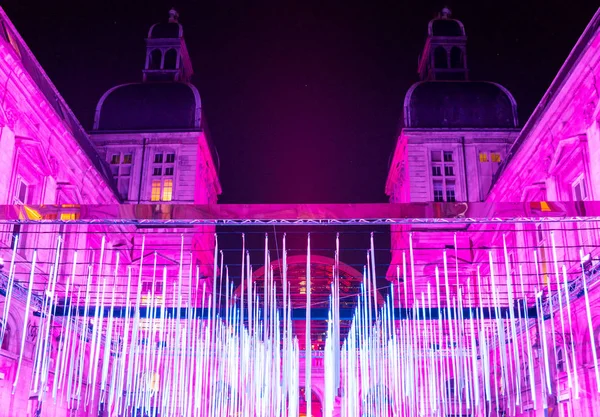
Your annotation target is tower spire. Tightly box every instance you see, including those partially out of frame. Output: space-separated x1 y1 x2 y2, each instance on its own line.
168 8 179 23
143 9 193 83
418 8 468 81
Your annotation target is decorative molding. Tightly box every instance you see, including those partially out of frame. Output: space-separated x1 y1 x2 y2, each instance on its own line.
548 134 587 175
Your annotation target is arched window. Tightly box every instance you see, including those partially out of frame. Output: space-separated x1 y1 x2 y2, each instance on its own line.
450 47 463 68
434 47 448 69
164 49 177 70
149 49 162 70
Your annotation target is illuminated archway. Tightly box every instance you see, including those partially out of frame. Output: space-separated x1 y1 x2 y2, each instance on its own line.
246 254 385 349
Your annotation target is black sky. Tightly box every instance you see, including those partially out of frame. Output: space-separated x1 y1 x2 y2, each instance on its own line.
2 0 598 205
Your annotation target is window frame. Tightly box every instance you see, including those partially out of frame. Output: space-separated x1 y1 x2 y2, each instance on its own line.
572 175 588 202
430 150 456 202
109 151 134 200
150 151 176 202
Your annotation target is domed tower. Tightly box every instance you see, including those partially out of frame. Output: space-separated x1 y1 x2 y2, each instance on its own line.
91 8 220 204
90 9 221 283
386 8 518 204
385 9 520 283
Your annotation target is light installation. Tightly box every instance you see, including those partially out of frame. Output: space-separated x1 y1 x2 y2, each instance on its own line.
0 204 598 417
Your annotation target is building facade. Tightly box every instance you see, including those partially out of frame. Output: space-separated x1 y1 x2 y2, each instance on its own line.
0 4 599 417
0 8 219 416
386 8 600 417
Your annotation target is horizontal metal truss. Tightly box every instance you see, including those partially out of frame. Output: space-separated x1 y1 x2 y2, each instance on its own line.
44 305 538 320
0 201 598 225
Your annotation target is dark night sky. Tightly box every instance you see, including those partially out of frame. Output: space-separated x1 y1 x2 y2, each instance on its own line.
2 0 599 205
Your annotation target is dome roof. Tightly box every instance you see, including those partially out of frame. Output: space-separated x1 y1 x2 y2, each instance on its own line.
94 82 201 131
148 22 182 38
404 81 518 129
429 19 465 36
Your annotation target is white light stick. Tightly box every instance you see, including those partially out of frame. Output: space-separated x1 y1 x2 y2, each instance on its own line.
561 264 579 398
550 231 572 389
0 234 18 347
409 233 416 307
55 250 77 398
13 250 37 393
305 233 312 417
502 234 521 407
534 250 553 394
580 249 600 392
519 264 537 410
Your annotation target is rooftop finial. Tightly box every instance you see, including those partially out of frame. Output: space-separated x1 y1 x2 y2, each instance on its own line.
440 7 452 19
168 8 179 23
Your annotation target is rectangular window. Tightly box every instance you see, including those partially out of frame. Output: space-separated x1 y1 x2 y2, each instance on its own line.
118 178 130 198
141 281 164 305
60 212 79 221
446 180 456 202
162 179 173 202
141 281 164 294
508 252 516 274
151 180 161 202
10 224 21 251
11 179 32 252
433 180 444 202
572 176 588 201
536 224 549 285
573 176 592 250
431 150 456 202
536 224 545 245
108 152 133 200
150 151 176 201
480 151 502 164
16 180 28 204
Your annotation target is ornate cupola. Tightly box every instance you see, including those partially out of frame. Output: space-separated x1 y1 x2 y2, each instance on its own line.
143 8 193 82
417 7 468 81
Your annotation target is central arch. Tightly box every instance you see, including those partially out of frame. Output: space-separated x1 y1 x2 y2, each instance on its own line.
244 254 385 349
